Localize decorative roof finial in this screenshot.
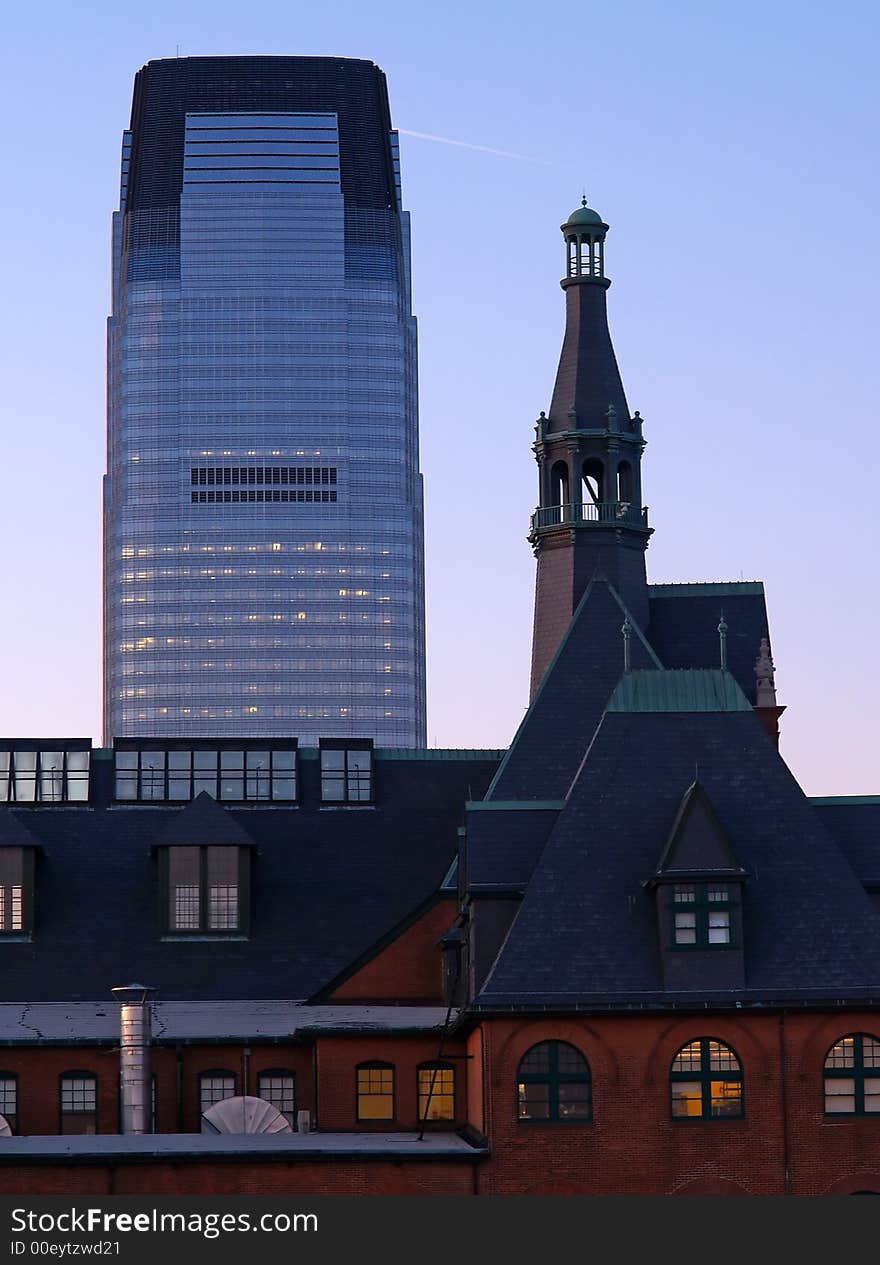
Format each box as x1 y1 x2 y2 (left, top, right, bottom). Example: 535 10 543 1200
621 616 632 673
581 193 588 208
754 637 777 708
718 612 728 671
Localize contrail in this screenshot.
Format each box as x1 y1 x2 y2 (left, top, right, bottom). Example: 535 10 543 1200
397 128 558 167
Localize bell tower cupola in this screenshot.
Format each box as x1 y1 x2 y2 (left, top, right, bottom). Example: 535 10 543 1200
529 200 653 696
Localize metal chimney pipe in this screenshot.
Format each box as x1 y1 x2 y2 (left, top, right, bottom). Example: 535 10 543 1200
111 983 155 1135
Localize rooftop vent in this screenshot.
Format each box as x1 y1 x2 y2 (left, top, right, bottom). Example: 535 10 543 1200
201 1096 292 1135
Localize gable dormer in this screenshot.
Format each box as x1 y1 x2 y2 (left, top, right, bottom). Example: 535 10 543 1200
647 781 747 991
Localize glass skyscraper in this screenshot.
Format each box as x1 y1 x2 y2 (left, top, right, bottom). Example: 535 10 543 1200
103 57 426 745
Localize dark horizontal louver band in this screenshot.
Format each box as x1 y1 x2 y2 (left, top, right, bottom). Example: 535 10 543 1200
191 467 337 486
192 489 338 504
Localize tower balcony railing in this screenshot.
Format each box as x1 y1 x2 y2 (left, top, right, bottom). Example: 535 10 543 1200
529 501 649 532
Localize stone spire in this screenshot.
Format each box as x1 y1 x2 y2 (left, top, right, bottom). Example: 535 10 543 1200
754 637 777 707
754 636 785 748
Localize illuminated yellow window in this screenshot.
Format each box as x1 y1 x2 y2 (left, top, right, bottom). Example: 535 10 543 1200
418 1065 455 1121
670 1038 743 1119
356 1063 394 1121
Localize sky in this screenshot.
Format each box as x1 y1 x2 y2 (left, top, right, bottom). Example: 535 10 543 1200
0 0 877 793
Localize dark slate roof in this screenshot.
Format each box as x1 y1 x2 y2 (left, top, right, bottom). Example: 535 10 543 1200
547 282 631 434
464 803 563 892
486 578 661 802
150 792 258 849
652 781 745 878
0 811 42 850
810 799 880 885
647 583 770 706
0 751 499 1003
476 709 880 1008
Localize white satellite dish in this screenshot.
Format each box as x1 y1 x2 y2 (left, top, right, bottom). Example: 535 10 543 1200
201 1095 292 1135
0 1114 12 1137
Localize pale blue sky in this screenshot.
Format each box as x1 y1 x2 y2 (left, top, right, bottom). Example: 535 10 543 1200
1 0 877 792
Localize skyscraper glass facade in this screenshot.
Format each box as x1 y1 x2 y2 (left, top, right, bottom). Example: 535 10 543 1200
103 57 426 744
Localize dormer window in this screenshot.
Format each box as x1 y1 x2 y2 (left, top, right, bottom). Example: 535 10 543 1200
0 747 90 803
116 745 297 802
320 741 373 803
0 847 35 937
672 883 732 947
161 846 249 937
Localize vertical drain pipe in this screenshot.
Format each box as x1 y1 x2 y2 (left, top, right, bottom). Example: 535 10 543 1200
112 983 155 1135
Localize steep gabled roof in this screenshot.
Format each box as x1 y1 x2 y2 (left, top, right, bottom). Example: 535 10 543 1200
486 577 661 802
0 810 43 850
475 707 880 1009
652 780 746 879
150 791 258 850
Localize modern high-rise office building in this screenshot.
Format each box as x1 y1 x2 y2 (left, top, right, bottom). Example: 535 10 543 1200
103 56 426 745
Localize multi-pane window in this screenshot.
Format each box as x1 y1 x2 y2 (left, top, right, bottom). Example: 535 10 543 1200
0 1074 17 1132
356 1062 394 1121
672 883 732 947
199 1071 236 1114
60 1073 98 1134
417 1064 455 1122
258 1070 296 1128
321 746 373 803
0 749 90 803
165 847 247 934
824 1034 880 1115
0 848 32 936
517 1041 592 1123
115 747 296 801
670 1038 743 1119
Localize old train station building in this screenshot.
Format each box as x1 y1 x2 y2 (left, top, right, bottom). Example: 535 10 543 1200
2 204 879 1195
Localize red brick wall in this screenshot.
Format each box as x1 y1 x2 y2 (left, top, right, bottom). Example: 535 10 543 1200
9 1010 880 1195
161 1045 313 1133
314 1035 467 1131
466 1027 484 1135
475 1012 880 1195
0 1043 312 1137
0 1159 476 1196
0 1046 119 1136
328 900 452 1003
530 541 574 696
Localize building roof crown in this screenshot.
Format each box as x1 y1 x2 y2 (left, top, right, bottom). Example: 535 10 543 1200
562 196 607 233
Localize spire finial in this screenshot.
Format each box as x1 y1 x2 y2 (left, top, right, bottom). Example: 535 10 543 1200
718 611 728 671
621 616 632 673
755 637 777 708
581 192 588 208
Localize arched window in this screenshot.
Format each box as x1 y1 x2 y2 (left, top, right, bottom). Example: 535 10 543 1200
670 1038 743 1119
199 1069 237 1115
582 458 604 508
0 1072 18 1133
549 460 569 509
517 1040 591 1123
356 1061 395 1121
257 1068 295 1127
60 1071 98 1135
824 1034 880 1115
417 1062 455 1122
617 461 633 505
